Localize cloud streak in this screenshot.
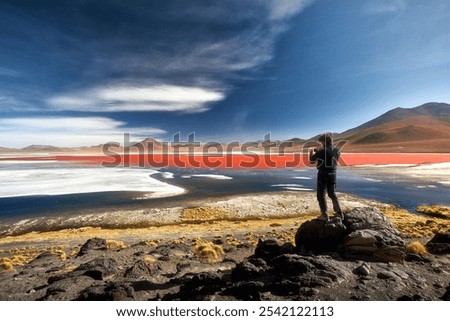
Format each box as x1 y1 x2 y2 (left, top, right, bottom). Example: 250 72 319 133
0 1 315 146
33 1 314 114
48 85 225 113
362 0 407 15
0 117 166 148
0 67 21 77
269 0 315 20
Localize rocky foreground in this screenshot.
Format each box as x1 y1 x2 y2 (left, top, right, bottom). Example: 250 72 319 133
0 207 449 301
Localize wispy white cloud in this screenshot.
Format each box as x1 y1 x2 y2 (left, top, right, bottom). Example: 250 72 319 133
47 84 225 113
0 95 39 112
0 117 125 132
0 67 21 77
116 1 314 77
0 117 166 148
363 0 407 15
42 1 314 114
268 0 315 21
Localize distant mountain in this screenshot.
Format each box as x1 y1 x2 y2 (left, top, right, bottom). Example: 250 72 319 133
337 102 450 152
343 102 450 132
1 103 449 154
127 138 165 151
22 144 60 151
0 147 18 153
286 137 307 144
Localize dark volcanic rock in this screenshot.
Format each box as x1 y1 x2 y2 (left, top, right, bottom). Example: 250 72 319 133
75 257 118 280
343 229 405 262
223 281 266 300
41 275 95 301
150 243 191 261
3 206 448 302
266 279 302 296
124 260 161 279
343 207 395 231
177 272 227 300
426 230 450 254
77 238 107 257
77 283 136 301
253 239 295 262
377 271 400 280
295 218 346 253
165 250 353 300
397 294 426 301
19 252 64 276
254 239 283 261
295 207 406 262
405 253 432 263
231 253 352 296
342 208 405 262
442 283 450 301
231 258 268 282
353 262 371 276
270 254 314 276
27 252 61 268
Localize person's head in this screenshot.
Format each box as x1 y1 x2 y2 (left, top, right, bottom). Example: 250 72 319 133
318 133 333 147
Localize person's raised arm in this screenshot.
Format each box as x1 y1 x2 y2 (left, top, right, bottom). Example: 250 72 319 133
309 148 318 163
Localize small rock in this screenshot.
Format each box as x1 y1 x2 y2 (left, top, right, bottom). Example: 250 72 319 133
405 253 432 263
212 238 224 245
42 275 95 300
24 252 62 270
433 266 443 274
75 257 118 280
391 268 409 280
377 271 399 280
267 280 302 296
279 242 295 255
302 288 320 297
426 230 450 255
124 260 161 279
231 259 268 282
77 283 136 301
178 272 226 300
397 294 425 301
269 254 313 276
223 281 265 300
441 283 450 301
354 263 371 276
254 239 282 261
77 238 107 257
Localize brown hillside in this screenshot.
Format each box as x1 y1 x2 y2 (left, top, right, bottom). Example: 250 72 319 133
339 116 450 152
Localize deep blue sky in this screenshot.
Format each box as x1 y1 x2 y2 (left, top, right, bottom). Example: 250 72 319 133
1 0 450 147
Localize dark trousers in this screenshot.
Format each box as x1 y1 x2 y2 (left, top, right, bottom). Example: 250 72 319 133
317 171 342 217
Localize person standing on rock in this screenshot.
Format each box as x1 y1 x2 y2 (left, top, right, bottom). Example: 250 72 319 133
309 133 343 221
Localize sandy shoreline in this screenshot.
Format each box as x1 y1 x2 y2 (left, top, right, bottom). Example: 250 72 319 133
1 190 448 251
0 191 362 246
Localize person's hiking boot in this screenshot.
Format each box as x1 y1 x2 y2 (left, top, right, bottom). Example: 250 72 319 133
317 214 329 221
334 212 344 221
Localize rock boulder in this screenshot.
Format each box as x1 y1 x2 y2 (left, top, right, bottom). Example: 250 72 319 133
295 217 347 253
295 207 406 262
426 230 450 255
77 237 107 257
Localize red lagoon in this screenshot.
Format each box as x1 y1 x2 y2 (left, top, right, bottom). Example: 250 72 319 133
2 153 450 169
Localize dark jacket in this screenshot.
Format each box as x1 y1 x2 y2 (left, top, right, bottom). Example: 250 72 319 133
309 146 340 173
